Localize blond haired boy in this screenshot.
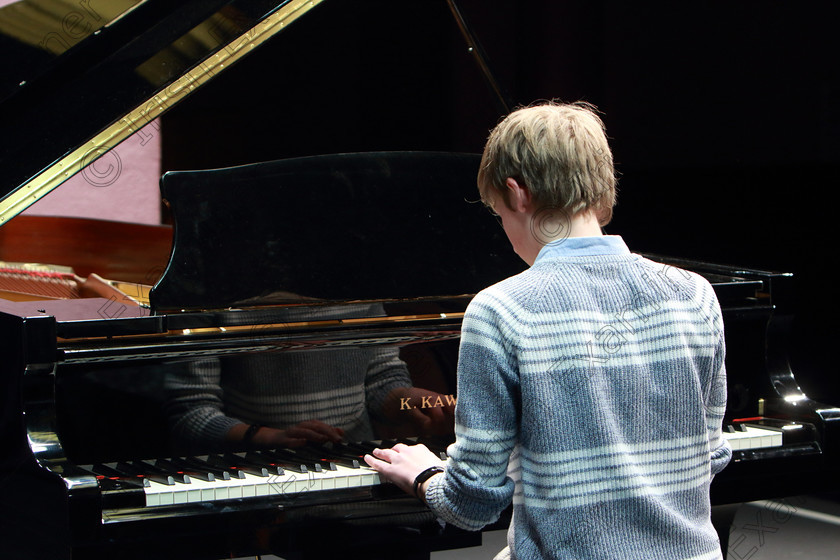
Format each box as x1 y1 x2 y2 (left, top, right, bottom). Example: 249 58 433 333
366 102 730 560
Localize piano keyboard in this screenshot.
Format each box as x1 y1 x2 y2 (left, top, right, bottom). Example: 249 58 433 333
81 445 397 510
80 428 785 513
721 424 783 450
141 463 381 507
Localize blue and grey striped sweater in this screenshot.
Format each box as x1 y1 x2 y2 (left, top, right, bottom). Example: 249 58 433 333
425 236 730 560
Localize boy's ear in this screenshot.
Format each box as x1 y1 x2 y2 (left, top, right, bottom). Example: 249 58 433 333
505 177 533 212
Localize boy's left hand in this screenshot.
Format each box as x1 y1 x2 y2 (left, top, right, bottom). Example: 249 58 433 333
364 443 444 497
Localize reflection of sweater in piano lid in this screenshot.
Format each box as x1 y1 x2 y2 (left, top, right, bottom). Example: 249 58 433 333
164 305 413 451
425 237 731 560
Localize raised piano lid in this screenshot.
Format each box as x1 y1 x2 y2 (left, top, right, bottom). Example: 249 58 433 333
0 0 778 315
0 0 327 225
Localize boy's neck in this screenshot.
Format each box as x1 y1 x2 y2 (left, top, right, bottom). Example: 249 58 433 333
522 209 604 265
566 209 604 239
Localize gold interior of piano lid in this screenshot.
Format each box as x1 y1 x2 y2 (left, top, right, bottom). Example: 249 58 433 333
0 0 326 225
106 278 152 306
0 1 142 54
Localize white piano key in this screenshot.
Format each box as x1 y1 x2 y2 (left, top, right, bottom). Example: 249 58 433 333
722 425 783 450
226 474 259 498
185 476 227 502
142 459 384 507
145 479 175 506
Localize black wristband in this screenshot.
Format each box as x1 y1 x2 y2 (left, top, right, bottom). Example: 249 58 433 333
413 466 444 499
242 424 263 447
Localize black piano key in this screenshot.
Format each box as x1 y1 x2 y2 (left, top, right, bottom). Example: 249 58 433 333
341 441 379 456
353 439 408 452
97 476 148 491
92 463 134 479
155 458 218 482
79 464 150 488
343 440 404 457
261 449 321 473
219 453 277 477
97 477 149 510
342 438 448 462
245 451 305 474
186 456 243 479
305 444 361 469
135 460 191 485
179 456 234 481
114 461 176 486
75 466 149 510
273 448 338 471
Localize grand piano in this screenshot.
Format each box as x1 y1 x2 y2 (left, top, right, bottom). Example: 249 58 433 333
1 1 839 559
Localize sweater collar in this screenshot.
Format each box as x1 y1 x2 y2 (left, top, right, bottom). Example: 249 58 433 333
534 235 630 263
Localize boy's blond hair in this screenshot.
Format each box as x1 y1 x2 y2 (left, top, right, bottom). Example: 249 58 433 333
477 101 617 225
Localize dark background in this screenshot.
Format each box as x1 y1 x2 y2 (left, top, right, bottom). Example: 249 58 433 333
160 0 839 402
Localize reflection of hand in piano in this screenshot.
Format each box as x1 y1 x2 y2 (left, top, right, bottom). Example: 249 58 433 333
227 420 345 449
165 344 420 452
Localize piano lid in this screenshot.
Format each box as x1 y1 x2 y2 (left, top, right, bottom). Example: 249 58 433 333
0 0 327 226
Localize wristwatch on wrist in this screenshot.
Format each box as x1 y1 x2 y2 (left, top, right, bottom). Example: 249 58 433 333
413 466 445 499
242 423 263 448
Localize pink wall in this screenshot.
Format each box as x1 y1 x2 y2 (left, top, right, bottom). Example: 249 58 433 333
23 121 163 225
2 0 163 225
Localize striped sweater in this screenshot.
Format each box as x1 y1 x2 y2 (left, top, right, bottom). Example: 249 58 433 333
425 236 730 560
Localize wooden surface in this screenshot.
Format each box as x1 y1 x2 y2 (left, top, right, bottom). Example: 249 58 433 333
0 215 173 285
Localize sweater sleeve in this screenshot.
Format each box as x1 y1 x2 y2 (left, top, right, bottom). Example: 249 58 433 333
425 290 519 530
707 327 731 476
164 358 241 451
364 347 413 419
702 286 731 476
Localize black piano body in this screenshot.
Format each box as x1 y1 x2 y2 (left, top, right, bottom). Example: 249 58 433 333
2 150 840 558
2 1 840 559
0 150 524 559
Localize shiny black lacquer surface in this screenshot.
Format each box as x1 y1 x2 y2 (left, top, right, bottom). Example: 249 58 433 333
151 151 525 311
2 1 839 556
4 229 840 559
0 0 309 208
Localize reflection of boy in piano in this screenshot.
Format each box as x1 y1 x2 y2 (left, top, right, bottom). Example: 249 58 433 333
365 102 731 560
164 304 452 453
